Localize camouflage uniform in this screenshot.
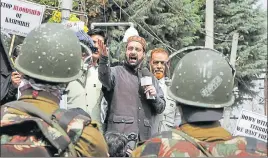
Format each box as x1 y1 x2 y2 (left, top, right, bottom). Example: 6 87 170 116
132 128 267 157
1 92 108 157
132 47 267 157
0 23 108 157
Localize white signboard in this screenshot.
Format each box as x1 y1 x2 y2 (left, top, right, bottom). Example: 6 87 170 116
1 0 45 37
63 21 85 32
233 109 267 142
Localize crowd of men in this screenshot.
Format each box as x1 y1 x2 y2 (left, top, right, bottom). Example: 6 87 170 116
0 23 267 157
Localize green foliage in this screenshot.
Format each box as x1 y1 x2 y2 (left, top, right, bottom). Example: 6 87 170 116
105 0 204 65
212 0 267 103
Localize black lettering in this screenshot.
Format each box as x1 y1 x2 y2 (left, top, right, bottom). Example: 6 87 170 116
237 126 243 132
1 2 12 9
16 13 22 18
241 114 255 123
250 123 267 134
242 114 248 120
245 129 257 136
258 133 267 141
257 119 268 127
5 17 30 28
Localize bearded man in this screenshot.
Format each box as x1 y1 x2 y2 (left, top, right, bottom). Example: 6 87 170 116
98 36 166 144
149 48 181 135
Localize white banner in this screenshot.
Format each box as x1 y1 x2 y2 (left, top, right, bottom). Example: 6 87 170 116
233 109 267 142
1 0 45 37
62 21 85 32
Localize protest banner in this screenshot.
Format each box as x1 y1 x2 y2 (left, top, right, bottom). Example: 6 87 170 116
1 0 45 37
233 109 267 142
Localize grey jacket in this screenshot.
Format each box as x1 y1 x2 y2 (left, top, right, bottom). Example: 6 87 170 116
151 78 181 136
98 56 165 141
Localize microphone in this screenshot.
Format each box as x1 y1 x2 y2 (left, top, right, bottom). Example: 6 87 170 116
140 68 155 100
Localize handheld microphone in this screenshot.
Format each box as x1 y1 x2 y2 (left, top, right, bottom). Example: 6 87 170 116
140 68 155 100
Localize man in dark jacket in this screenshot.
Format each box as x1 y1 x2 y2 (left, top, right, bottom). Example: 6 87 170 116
0 31 20 105
98 35 166 143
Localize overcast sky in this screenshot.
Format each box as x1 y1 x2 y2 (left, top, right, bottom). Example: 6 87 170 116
260 0 267 9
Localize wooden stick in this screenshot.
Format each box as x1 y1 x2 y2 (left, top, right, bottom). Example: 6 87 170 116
8 35 16 66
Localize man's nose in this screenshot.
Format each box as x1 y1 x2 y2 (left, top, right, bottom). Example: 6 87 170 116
157 62 162 68
130 51 137 56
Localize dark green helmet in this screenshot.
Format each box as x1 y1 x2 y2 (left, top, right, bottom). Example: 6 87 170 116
167 48 235 108
15 23 82 83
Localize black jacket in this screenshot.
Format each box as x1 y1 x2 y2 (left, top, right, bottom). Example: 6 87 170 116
99 55 165 141
1 42 17 105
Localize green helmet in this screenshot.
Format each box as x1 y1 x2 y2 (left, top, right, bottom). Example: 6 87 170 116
167 48 235 108
15 23 82 83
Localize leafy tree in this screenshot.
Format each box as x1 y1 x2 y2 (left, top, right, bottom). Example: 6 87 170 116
213 0 267 103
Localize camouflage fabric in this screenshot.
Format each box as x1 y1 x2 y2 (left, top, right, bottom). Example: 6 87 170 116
52 108 91 144
1 101 92 157
1 108 69 156
132 128 267 157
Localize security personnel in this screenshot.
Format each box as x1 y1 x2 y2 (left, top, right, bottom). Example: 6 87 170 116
1 23 108 157
132 48 267 157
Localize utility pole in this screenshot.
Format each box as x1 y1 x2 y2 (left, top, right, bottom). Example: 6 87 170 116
264 71 267 116
205 0 214 49
223 32 239 131
60 0 73 23
230 33 239 67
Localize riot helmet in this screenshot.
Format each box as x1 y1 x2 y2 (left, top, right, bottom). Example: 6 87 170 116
15 23 82 83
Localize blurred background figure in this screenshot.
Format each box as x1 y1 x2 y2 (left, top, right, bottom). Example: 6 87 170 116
0 31 21 105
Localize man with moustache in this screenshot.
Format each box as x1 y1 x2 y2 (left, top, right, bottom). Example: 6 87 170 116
149 48 181 135
98 36 166 144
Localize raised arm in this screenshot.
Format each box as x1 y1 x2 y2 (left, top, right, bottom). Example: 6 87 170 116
97 40 115 91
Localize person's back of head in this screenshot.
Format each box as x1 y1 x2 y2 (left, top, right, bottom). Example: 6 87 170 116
104 131 128 157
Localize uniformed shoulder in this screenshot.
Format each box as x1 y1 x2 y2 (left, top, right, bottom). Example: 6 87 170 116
132 130 205 157
132 131 268 157
77 124 109 157
1 106 30 119
205 136 267 156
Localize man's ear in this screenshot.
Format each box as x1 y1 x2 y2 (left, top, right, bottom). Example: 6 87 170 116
167 60 171 68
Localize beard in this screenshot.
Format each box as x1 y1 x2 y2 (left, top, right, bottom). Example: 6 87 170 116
152 68 165 79
154 72 164 79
